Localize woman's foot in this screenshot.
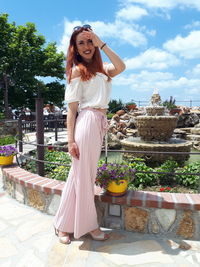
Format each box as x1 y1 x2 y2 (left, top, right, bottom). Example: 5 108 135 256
89 228 109 241
54 228 71 244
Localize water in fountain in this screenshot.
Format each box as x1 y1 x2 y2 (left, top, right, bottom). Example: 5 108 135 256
121 90 192 166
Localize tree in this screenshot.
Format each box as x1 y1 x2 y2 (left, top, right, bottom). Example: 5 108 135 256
0 14 65 111
108 99 124 113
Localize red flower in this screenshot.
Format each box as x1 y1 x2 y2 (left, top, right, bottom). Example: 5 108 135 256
166 187 171 191
48 145 54 151
160 187 165 192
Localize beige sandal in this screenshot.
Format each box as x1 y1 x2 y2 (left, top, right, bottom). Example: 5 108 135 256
89 229 109 241
54 227 71 244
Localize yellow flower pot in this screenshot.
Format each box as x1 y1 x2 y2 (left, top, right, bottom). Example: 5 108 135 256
0 155 14 165
106 180 128 196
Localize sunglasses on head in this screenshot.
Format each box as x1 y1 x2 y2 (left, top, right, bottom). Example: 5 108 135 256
73 24 92 31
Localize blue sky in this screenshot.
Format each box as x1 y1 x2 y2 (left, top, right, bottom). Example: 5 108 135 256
2 0 200 107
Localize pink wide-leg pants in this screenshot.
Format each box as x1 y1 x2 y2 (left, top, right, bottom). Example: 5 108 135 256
53 108 107 239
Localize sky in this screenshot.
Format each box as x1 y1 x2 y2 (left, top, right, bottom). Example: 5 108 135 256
1 0 200 107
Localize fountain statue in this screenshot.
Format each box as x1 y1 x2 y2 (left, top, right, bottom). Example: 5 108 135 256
121 90 192 165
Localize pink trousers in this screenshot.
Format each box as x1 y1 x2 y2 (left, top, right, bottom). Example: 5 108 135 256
53 108 107 239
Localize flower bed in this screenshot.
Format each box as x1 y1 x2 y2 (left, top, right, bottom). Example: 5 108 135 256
22 150 199 194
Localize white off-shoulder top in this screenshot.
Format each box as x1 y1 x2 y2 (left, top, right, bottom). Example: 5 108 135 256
64 72 112 109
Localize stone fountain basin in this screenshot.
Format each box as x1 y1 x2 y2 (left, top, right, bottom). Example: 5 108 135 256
135 116 177 142
145 106 165 116
121 137 192 165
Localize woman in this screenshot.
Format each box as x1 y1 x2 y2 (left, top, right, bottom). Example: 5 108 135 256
53 24 125 244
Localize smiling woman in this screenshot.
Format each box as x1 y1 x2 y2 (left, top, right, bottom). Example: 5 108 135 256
76 32 95 62
53 25 125 244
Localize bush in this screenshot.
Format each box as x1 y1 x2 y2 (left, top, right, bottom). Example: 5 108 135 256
156 159 178 186
175 162 200 190
24 149 71 180
49 165 70 181
0 135 16 145
108 99 124 113
44 150 71 174
107 113 115 119
0 113 5 120
128 160 157 187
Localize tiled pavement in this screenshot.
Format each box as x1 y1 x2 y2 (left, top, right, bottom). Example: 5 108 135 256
1 169 200 267
19 130 68 155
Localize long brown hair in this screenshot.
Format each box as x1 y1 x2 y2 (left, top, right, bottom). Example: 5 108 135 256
66 27 110 83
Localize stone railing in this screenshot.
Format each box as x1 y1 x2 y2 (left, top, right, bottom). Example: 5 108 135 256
1 164 200 240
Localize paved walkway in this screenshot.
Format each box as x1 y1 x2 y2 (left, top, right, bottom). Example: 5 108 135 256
1 170 200 267
20 130 68 154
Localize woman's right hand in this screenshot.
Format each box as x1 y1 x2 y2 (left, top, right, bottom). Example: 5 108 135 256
68 141 80 160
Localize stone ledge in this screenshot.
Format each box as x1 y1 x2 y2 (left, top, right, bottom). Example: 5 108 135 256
2 164 200 240
2 164 200 211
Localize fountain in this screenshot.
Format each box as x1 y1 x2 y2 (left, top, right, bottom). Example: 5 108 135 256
121 89 192 166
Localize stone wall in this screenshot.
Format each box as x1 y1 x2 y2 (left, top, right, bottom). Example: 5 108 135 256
1 164 200 241
96 202 200 240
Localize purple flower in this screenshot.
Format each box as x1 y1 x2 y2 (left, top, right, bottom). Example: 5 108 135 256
0 146 18 157
96 162 135 189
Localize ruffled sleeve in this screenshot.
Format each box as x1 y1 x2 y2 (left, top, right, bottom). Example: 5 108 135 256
64 77 82 103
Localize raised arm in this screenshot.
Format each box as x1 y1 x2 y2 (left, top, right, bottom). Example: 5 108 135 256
101 45 126 77
82 30 126 77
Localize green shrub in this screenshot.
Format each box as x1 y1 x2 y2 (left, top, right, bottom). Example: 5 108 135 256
44 150 71 174
49 165 70 181
0 135 16 145
156 159 178 186
23 149 71 180
128 160 157 187
107 113 115 119
0 113 5 120
175 162 200 190
108 99 124 113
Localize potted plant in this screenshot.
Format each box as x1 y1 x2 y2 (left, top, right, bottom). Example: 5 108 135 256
126 101 137 111
0 145 17 165
95 162 135 196
162 96 182 115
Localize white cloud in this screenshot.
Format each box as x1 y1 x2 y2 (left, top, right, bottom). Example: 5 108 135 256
186 64 200 77
113 70 200 99
184 20 200 29
163 31 200 59
57 19 82 53
116 5 148 21
122 0 200 10
113 70 174 91
125 48 180 70
57 19 147 53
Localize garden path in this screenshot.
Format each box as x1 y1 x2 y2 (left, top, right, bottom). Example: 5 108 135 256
20 130 68 155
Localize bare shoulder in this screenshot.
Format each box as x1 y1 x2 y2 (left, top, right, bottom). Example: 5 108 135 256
71 66 81 79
